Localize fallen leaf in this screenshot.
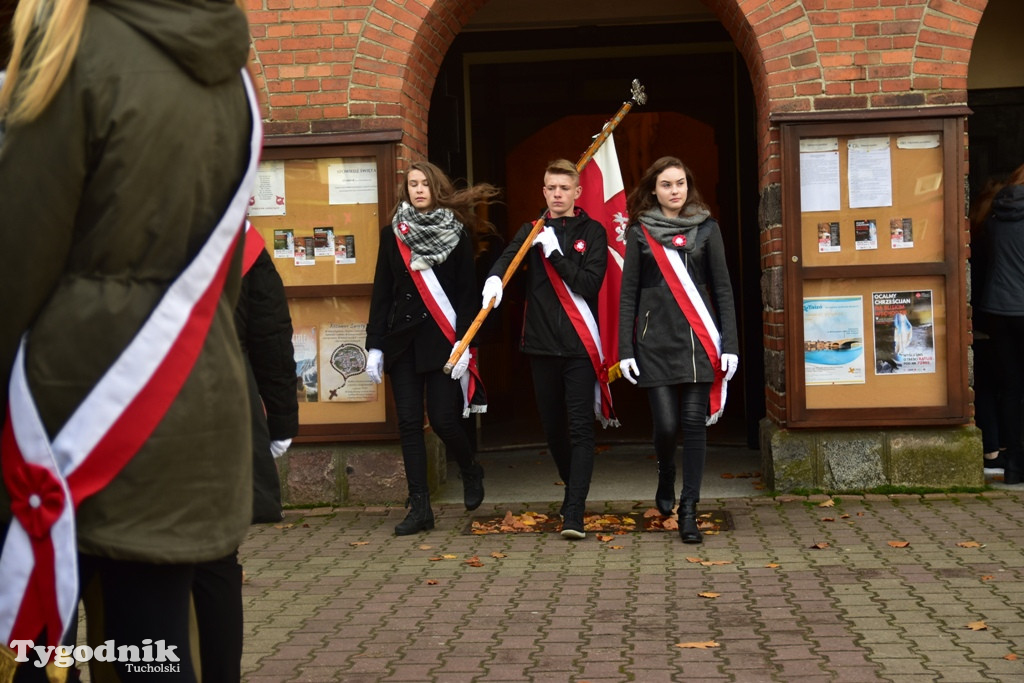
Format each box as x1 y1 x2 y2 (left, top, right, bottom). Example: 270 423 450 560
720 473 735 479
609 545 624 550
701 560 732 567
887 540 910 548
597 534 614 542
442 554 457 559
857 511 865 516
765 563 780 568
273 523 294 529
643 508 663 518
1005 653 1018 661
697 592 721 599
350 541 369 546
428 557 443 561
662 517 679 530
818 499 835 508
490 551 506 558
966 620 988 631
840 514 850 519
425 579 439 585
465 556 484 567
810 542 830 549
956 541 982 548
419 545 432 550
981 575 995 581
685 557 704 564
820 517 835 522
675 641 720 649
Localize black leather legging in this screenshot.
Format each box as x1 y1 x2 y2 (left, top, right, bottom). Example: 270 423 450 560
647 382 712 503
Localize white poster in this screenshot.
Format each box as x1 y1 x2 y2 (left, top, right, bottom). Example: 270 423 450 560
803 296 866 386
249 160 287 216
328 160 378 205
799 138 841 213
319 323 377 402
848 137 892 209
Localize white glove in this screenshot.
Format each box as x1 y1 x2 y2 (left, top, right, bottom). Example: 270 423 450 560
532 226 562 258
721 353 738 381
366 348 383 384
482 275 503 309
270 439 292 459
619 358 639 385
450 344 469 380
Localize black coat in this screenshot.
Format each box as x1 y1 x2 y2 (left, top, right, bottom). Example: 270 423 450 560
618 218 738 387
366 224 478 372
488 209 608 357
236 249 298 523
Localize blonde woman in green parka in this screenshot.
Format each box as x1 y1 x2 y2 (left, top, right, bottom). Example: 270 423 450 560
0 1 257 679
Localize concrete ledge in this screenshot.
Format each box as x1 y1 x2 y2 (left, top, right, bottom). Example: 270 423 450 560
277 430 447 506
759 418 983 492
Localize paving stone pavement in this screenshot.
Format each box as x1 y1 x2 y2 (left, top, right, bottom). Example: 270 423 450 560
238 489 1024 682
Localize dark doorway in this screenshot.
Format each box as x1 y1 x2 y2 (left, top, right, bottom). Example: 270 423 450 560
430 22 763 448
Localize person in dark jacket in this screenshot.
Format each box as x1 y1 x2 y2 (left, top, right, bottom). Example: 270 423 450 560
617 157 739 544
0 0 256 679
976 163 1024 485
366 161 499 535
192 226 298 683
481 159 611 540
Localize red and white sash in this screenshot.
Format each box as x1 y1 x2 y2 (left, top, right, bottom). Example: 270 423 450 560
242 220 266 275
641 225 728 424
540 259 618 428
394 233 486 417
0 70 262 649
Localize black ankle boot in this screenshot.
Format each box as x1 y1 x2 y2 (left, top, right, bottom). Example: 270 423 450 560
395 492 434 536
461 461 485 511
655 464 676 516
678 499 702 544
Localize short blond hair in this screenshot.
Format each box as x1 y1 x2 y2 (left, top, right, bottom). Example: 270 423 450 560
544 159 578 183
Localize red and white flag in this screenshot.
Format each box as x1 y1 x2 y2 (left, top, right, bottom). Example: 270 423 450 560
577 133 628 377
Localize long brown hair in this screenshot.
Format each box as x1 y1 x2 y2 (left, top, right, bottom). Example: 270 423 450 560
394 160 502 241
626 156 708 222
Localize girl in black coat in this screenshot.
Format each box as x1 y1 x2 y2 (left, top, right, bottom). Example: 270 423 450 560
618 157 739 544
366 162 500 535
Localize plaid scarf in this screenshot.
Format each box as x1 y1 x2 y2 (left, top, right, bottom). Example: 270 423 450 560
392 201 463 271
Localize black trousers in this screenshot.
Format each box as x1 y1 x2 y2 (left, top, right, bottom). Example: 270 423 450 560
647 382 712 503
529 355 596 508
389 350 475 495
193 550 244 683
987 313 1024 476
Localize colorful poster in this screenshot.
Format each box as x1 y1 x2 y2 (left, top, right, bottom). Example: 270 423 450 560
818 221 840 253
273 229 294 259
803 296 866 386
295 236 316 266
854 218 877 250
335 234 356 265
313 226 335 257
872 290 935 375
319 323 377 402
889 217 914 249
292 326 318 402
248 160 287 216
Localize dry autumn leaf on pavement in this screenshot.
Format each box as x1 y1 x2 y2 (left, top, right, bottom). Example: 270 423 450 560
956 541 983 548
698 592 721 599
818 499 835 507
810 542 830 549
966 621 988 631
887 540 910 548
675 641 720 649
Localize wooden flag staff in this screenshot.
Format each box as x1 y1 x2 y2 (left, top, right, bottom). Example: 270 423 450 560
443 79 647 374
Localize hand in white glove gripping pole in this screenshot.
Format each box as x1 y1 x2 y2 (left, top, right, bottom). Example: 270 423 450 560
532 226 562 258
450 344 470 381
721 353 739 381
366 348 383 384
270 439 292 459
619 358 640 385
481 275 503 309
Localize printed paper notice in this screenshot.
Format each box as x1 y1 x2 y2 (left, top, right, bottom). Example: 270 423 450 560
249 160 287 216
295 236 316 266
818 221 840 253
335 234 356 265
799 138 841 213
854 219 877 250
872 290 934 375
328 160 378 205
889 218 914 249
803 296 866 386
273 229 295 259
313 226 335 257
293 326 318 402
319 323 377 402
848 137 892 209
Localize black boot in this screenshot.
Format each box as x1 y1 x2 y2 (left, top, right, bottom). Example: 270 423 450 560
1005 452 1023 485
678 499 702 544
395 492 434 536
461 461 485 511
655 463 676 516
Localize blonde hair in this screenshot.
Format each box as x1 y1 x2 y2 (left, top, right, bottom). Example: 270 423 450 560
1 0 250 125
544 159 579 183
0 0 88 125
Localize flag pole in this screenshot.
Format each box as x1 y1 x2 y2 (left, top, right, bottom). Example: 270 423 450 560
444 79 647 374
